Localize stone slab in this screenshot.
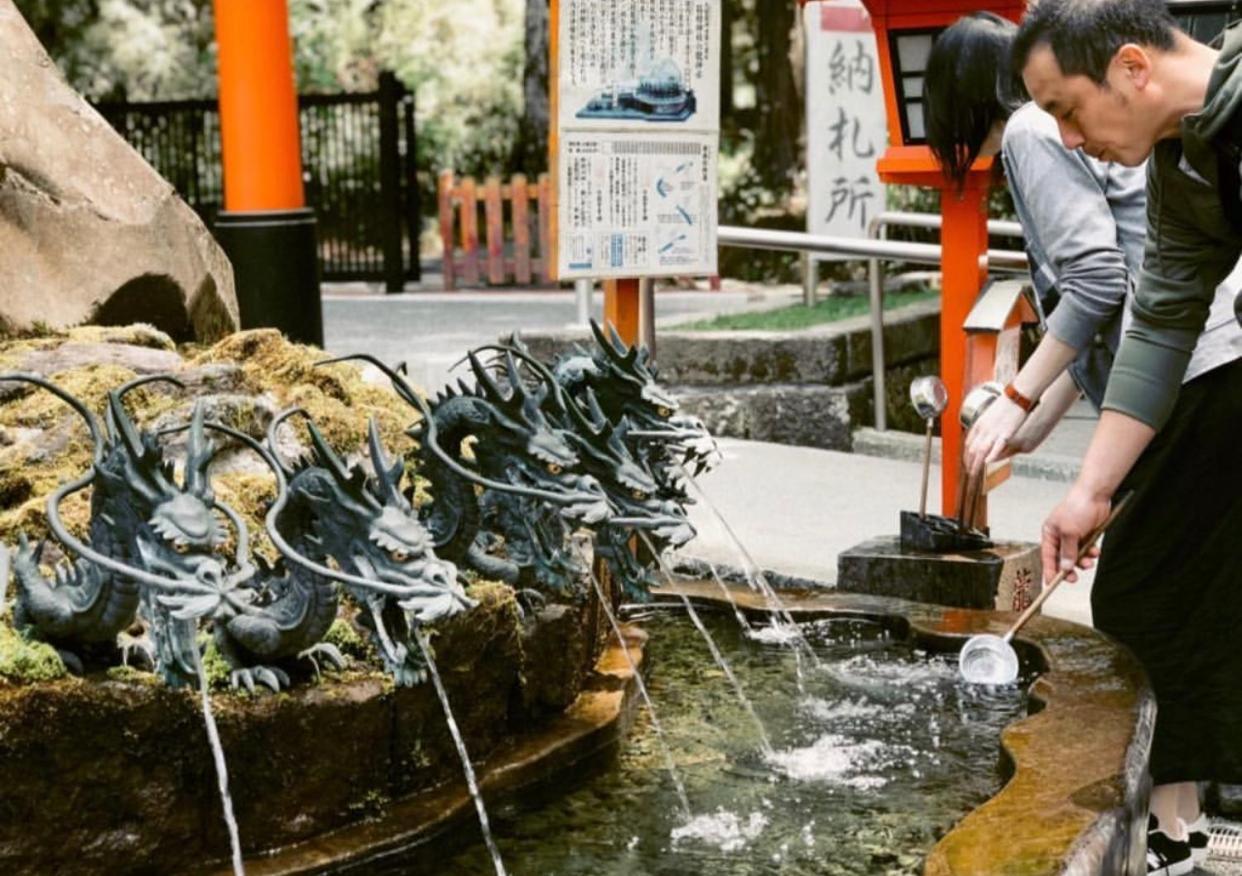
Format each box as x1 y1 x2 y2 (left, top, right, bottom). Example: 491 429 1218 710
836 535 1043 612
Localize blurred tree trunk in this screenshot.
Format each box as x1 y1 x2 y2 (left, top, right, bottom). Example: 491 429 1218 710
752 2 801 192
720 0 734 119
514 0 550 174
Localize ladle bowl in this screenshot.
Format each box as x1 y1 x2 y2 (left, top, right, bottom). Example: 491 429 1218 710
958 633 1021 685
909 376 949 421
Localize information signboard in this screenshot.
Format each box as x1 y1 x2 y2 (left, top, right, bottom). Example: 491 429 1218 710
555 0 721 279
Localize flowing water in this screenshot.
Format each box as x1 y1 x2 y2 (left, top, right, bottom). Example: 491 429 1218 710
192 647 244 876
638 531 773 756
414 632 508 876
678 465 821 671
575 546 692 820
382 608 1028 875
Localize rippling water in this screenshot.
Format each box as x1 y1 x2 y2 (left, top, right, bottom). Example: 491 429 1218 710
377 608 1028 876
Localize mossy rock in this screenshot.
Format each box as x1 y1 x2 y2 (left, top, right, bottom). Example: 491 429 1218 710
0 623 67 684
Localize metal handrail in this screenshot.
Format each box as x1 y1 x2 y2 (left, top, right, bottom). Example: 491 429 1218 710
716 220 1030 432
865 212 1027 430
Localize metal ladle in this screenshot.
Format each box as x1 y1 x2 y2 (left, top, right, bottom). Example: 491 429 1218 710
958 493 1132 685
909 376 949 517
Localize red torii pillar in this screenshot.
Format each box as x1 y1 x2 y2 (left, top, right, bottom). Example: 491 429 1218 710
212 0 323 346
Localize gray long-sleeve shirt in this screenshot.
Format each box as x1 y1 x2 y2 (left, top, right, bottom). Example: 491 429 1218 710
1001 103 1147 408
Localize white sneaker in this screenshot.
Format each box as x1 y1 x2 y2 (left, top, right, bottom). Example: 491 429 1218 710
1148 815 1194 876
1181 813 1209 866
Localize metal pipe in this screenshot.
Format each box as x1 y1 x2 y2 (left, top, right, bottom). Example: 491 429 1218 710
716 225 1027 270
802 252 817 307
574 278 592 327
867 222 888 431
868 210 1024 239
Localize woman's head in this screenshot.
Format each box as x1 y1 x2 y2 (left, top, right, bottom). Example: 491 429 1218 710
924 12 1026 186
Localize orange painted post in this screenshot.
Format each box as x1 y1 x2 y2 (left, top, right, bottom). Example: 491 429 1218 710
604 278 642 346
939 181 990 517
437 169 456 290
212 0 322 344
460 176 480 286
484 177 505 285
536 173 553 284
512 174 532 285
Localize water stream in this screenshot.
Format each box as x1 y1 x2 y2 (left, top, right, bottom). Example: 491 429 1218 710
413 632 508 876
573 545 693 820
191 646 244 876
638 531 774 757
679 464 822 670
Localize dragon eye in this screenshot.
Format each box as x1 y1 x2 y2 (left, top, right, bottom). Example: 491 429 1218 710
657 406 673 418
546 462 563 475
389 548 410 564
173 542 191 555
631 489 648 501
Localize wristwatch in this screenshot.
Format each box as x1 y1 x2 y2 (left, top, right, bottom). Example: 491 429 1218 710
1003 382 1038 413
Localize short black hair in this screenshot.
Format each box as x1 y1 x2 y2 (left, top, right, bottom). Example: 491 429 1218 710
924 12 1025 186
1012 0 1178 85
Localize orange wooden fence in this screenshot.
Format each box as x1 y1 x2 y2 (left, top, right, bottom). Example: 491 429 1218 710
437 169 553 289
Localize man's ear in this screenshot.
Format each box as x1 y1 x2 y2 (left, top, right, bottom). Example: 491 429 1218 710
1114 43 1153 90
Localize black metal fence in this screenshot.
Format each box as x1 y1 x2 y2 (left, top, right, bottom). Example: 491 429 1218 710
95 72 420 289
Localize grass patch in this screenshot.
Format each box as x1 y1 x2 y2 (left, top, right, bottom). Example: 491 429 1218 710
679 288 939 332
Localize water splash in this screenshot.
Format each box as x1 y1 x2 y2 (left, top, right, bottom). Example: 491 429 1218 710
190 645 244 875
637 531 774 757
572 544 692 821
766 732 888 788
671 807 769 852
413 632 508 876
677 465 821 671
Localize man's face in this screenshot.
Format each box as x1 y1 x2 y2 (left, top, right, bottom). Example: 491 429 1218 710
1022 43 1156 166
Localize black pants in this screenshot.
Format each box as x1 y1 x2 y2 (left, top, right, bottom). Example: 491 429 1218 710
1092 357 1242 784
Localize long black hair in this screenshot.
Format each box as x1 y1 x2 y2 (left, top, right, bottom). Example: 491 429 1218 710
924 12 1027 187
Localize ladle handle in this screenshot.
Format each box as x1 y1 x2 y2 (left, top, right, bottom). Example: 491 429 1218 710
1002 493 1133 643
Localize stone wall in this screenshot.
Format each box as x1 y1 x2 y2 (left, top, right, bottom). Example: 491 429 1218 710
518 300 940 451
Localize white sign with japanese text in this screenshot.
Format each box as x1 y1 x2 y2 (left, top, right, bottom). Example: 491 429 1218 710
805 0 887 240
556 0 720 279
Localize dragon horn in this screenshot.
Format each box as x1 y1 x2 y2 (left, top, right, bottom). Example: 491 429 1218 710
468 350 506 403
107 374 183 461
590 318 625 365
367 417 405 506
304 420 353 486
0 373 103 463
183 401 212 499
458 344 570 413
608 323 640 367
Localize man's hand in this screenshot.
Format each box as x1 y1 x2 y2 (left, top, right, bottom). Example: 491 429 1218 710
964 395 1027 475
1041 485 1110 583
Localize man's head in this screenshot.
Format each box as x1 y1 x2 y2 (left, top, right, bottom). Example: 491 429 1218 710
1013 0 1179 165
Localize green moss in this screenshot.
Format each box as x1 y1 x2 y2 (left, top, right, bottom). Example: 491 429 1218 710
105 664 158 685
197 635 232 690
0 623 67 683
324 617 370 660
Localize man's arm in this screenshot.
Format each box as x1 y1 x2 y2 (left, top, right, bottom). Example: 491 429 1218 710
1040 410 1155 581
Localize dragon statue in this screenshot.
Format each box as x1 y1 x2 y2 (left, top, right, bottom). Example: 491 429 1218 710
0 372 476 692
266 409 473 686
444 344 698 602
322 353 612 600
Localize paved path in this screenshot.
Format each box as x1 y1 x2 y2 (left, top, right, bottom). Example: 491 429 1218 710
322 284 800 393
